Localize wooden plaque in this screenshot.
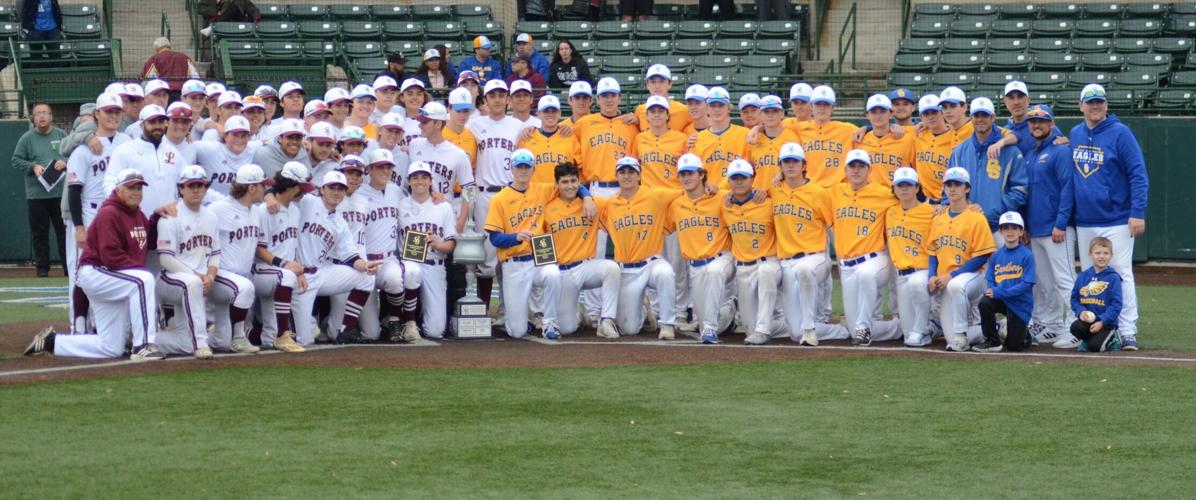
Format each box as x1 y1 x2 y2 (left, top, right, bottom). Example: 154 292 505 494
531 234 557 266
402 231 429 262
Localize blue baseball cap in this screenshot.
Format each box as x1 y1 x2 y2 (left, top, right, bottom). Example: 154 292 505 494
1025 104 1054 121
889 88 916 103
706 87 730 105
511 149 534 168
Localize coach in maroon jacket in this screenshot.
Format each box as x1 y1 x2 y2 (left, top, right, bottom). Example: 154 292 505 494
141 37 200 91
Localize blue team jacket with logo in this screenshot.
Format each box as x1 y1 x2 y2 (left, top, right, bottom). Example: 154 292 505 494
1067 115 1149 227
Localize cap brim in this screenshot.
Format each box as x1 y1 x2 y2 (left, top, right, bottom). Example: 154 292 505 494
513 163 534 169
451 103 475 111
143 114 168 121
894 179 919 186
570 92 593 97
706 99 729 105
280 131 306 137
407 170 432 178
615 165 639 172
677 167 702 173
97 105 123 111
780 155 804 162
120 180 149 187
920 106 942 113
1082 97 1107 103
538 106 561 112
225 128 251 134
811 98 834 105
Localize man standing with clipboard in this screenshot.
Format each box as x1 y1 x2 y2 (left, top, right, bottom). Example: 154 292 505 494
12 102 68 277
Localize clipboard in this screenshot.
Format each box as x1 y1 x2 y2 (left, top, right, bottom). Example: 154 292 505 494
38 167 64 192
401 230 429 262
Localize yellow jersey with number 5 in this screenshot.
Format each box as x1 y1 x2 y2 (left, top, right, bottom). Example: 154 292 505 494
770 180 832 259
885 203 934 270
830 182 898 259
667 191 730 261
928 209 996 275
599 187 683 263
721 197 776 262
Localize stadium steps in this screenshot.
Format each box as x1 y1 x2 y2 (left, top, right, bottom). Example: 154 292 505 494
803 0 901 73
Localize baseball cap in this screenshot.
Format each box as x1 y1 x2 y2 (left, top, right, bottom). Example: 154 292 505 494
307 121 336 141
139 104 167 121
1025 103 1054 121
645 64 672 80
276 118 306 138
235 163 266 184
122 83 145 99
449 87 475 111
615 156 641 172
167 102 193 120
939 86 967 104
779 142 805 162
115 168 149 188
407 161 433 177
1081 83 1107 103
143 79 169 96
415 101 449 122
473 35 494 50
204 82 225 98
595 77 621 96
685 84 709 102
512 149 535 168
224 116 251 134
95 93 123 111
217 91 244 108
892 167 919 186
387 52 406 64
483 79 508 95
645 95 669 110
888 88 916 103
104 82 125 95
811 85 836 105
866 94 892 112
278 81 304 97
177 165 209 185
457 70 479 85
324 87 351 105
303 99 330 118
181 79 207 96
281 162 314 192
372 75 398 90
379 113 405 130
350 84 376 100
423 48 440 61
339 126 367 143
969 97 996 116
401 78 426 93
254 84 278 99
321 170 348 188
538 95 562 112
569 81 593 98
510 80 533 95
241 95 265 111
999 211 1025 228
943 166 970 185
845 149 871 166
918 94 942 114
677 153 702 173
368 148 395 168
515 33 533 44
759 95 784 111
789 82 813 102
1003 80 1029 96
738 93 761 111
706 86 730 105
338 154 366 172
726 159 754 178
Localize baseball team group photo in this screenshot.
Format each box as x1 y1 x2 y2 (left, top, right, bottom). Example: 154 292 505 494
2 0 1196 497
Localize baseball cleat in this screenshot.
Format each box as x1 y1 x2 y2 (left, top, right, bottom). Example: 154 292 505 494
194 347 214 360
903 332 929 347
274 331 306 353
543 325 561 340
336 327 369 344
973 338 1004 352
314 326 331 344
1121 334 1138 351
799 329 819 346
597 319 620 339
130 344 166 361
1034 328 1062 345
1052 334 1082 349
23 326 56 356
383 320 404 343
945 342 970 352
699 329 718 344
745 332 768 345
657 324 675 340
230 338 261 354
676 319 699 333
402 321 421 342
852 328 872 347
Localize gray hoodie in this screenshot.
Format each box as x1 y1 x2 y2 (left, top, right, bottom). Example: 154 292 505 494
252 140 309 178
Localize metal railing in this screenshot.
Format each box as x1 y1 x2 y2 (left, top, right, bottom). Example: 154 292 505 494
837 1 858 72
102 0 113 38
900 0 912 38
161 11 172 40
813 0 830 61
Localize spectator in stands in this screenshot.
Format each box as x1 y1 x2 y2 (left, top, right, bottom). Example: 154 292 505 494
417 49 456 95
11 103 67 277
141 38 200 92
518 0 553 21
620 0 651 21
199 0 261 36
20 0 62 42
508 34 550 80
549 40 592 89
457 36 503 83
506 54 547 94
700 0 735 20
377 53 409 83
756 0 792 21
433 44 453 70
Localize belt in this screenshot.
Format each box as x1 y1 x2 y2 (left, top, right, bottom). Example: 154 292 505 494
423 258 444 265
782 252 809 262
593 181 619 188
927 197 941 205
481 186 504 193
558 259 587 271
840 252 879 268
690 252 727 268
506 254 534 263
452 192 462 198
303 266 318 274
897 267 923 276
366 251 393 260
620 256 658 269
736 257 767 267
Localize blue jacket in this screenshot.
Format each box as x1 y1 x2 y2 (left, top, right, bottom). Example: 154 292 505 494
1004 117 1063 157
1025 132 1075 238
947 128 1028 230
1068 114 1149 227
1071 265 1122 327
986 243 1035 322
507 51 551 83
456 56 504 83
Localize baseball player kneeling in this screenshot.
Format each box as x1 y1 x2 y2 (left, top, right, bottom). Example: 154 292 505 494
886 167 936 347
205 164 269 354
356 149 423 342
667 154 736 344
927 167 997 352
399 162 459 339
155 165 222 359
722 159 786 345
251 162 312 352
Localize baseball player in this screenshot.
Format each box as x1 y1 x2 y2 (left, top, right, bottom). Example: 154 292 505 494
399 161 459 339
567 81 594 126
927 167 997 352
858 94 916 187
194 115 258 196
633 64 692 133
800 86 858 188
155 165 221 359
889 88 918 127
322 87 350 135
337 126 369 159
324 155 371 341
782 82 814 136
722 159 786 345
886 167 936 347
913 94 953 203
575 77 639 193
520 95 580 185
692 87 749 187
398 79 429 143
832 150 902 346
291 171 379 346
25 169 166 360
199 91 244 142
250 161 312 353
355 149 423 342
346 84 378 139
484 149 568 340
508 80 542 128
103 105 184 218
371 75 400 124
939 87 972 147
408 102 476 198
205 164 266 353
365 112 412 187
255 85 279 127
683 84 710 135
770 143 849 346
306 122 339 181
738 94 762 130
747 95 801 190
240 95 269 145
667 154 735 343
252 118 308 178
164 103 198 168
305 99 334 133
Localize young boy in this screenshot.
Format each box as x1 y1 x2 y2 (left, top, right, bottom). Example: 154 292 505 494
1070 237 1124 352
977 212 1036 352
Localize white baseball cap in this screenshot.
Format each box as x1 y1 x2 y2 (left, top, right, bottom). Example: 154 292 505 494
943 166 971 185
177 164 209 185
407 161 433 177
677 153 702 173
569 81 593 98
241 95 266 110
279 81 304 97
779 142 805 162
449 87 475 111
324 87 351 104
143 79 169 96
645 95 670 110
307 121 336 141
892 167 919 186
104 82 126 95
726 159 754 178
759 95 784 111
181 79 206 96
866 94 892 112
339 126 367 143
115 168 149 188
706 86 730 105
483 79 509 95
280 161 313 189
338 154 366 172
512 149 535 168
510 80 533 95
1080 83 1107 103
123 83 145 99
372 75 398 90
95 92 123 111
615 156 641 172
738 93 761 111
367 148 395 167
415 101 449 122
204 82 225 98
422 48 441 61
595 77 621 96
276 118 306 138
969 97 996 116
845 149 871 166
321 170 348 187
235 163 266 184
685 84 709 102
400 78 425 93
939 86 967 104
378 113 404 130
254 84 278 99
515 32 533 44
999 211 1025 228
167 101 194 120
538 95 561 112
138 104 167 121
811 85 835 105
1003 80 1029 96
217 91 244 108
350 84 376 100
645 64 672 80
224 115 251 134
918 94 942 113
789 82 813 102
303 99 330 118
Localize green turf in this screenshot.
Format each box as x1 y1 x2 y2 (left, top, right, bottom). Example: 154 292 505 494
0 277 68 325
2 360 1194 498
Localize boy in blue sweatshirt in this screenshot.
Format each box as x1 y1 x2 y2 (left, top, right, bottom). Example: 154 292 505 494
977 212 1036 352
1070 236 1124 352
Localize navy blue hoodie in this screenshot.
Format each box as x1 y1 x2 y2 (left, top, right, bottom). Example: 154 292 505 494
1071 265 1123 327
1025 131 1074 238
1068 115 1149 227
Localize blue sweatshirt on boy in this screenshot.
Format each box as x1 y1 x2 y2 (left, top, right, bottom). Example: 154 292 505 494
1025 131 1075 238
947 129 1028 231
1071 265 1123 327
1068 114 1149 227
986 243 1036 322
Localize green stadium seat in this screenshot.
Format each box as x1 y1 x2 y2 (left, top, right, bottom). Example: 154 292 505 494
1176 4 1196 16
305 40 338 58
1027 90 1058 106
1153 38 1194 57
1113 38 1153 54
938 53 983 72
573 39 597 54
1084 3 1124 18
714 39 754 56
1040 3 1082 18
1033 52 1080 72
1081 53 1125 71
1068 71 1113 87
514 21 552 40
1186 53 1196 69
635 20 677 39
1168 16 1196 37
0 21 18 39
999 3 1040 18
262 41 303 59
454 4 492 20
910 19 949 38
1126 3 1169 17
732 72 773 88
741 54 787 72
1153 89 1193 109
1029 38 1069 53
212 22 255 40
898 38 942 53
957 4 998 17
255 20 298 39
411 5 452 20
1104 88 1146 110
758 20 800 39
991 20 1032 38
1113 70 1161 87
916 13 954 26
428 40 464 56
371 5 411 20
1069 38 1113 54
329 4 369 19
734 4 758 19
355 57 388 74
1118 18 1163 37
60 4 97 17
424 21 463 40
61 18 101 39
1169 72 1196 87
344 41 383 59
971 87 1004 104
258 4 287 19
888 73 931 89
678 21 718 39
465 21 503 41
755 39 797 56
943 38 986 53
582 54 601 68
719 20 756 38
1127 53 1171 69
554 21 594 40
949 17 991 38
652 54 692 73
1075 19 1118 38
1023 71 1068 89
690 70 731 86
669 73 690 86
914 3 956 17
288 4 327 19
607 73 642 87
673 38 715 55
986 38 1029 53
223 40 261 59
987 52 1032 71
653 3 685 19
694 54 739 70
636 39 672 56
1032 20 1073 38
931 72 975 88
530 39 554 54
298 21 339 39
340 20 381 40
977 72 1021 87
602 54 649 73
383 21 423 40
595 21 633 39
72 39 112 59
594 39 634 56
894 53 937 71
0 4 14 20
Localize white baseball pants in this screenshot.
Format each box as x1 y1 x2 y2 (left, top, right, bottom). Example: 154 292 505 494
616 257 675 335
416 262 449 338
781 252 848 340
557 259 620 334
500 258 561 338
939 271 985 341
1030 230 1077 333
292 266 375 345
1077 225 1138 337
156 271 209 354
688 252 736 335
736 257 786 337
471 189 500 277
840 253 901 340
207 270 255 350
251 263 299 347
341 257 421 340
55 266 157 358
585 183 620 320
895 269 932 339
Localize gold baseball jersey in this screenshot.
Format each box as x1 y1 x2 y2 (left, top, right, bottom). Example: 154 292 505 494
858 130 917 187
928 209 996 275
634 98 693 133
599 187 682 263
666 191 730 260
721 197 776 262
830 182 898 259
692 124 750 187
885 202 935 270
769 180 833 259
748 128 802 190
949 120 974 149
914 128 954 200
444 126 477 194
574 113 639 183
483 183 557 262
541 195 604 265
635 129 688 189
520 128 581 185
801 120 858 188
782 117 816 139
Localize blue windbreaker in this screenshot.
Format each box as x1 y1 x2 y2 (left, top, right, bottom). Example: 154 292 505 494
1068 114 1149 227
947 128 1028 230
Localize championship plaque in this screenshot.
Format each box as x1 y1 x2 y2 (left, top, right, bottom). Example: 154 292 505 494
531 234 557 266
402 231 429 262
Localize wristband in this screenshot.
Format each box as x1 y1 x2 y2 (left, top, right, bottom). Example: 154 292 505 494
271 256 284 267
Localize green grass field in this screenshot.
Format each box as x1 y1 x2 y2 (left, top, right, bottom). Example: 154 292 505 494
3 359 1195 498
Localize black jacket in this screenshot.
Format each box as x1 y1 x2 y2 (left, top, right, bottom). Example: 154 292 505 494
20 0 62 33
548 59 593 89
